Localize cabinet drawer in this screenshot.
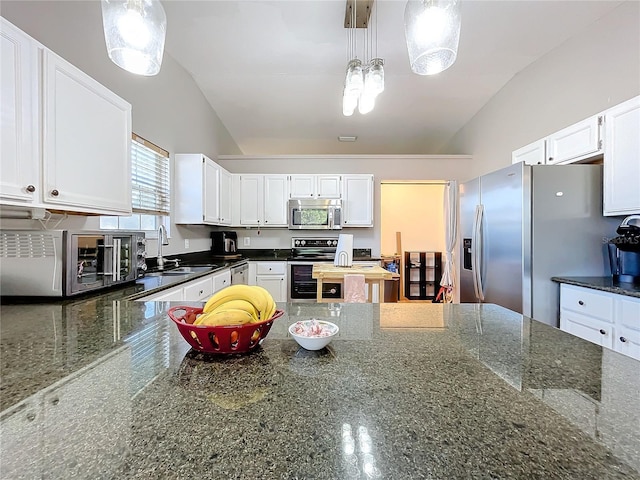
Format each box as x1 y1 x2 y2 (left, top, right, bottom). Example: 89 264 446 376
617 295 640 331
213 270 231 292
256 262 286 275
560 284 613 321
560 311 614 349
614 324 640 361
183 277 214 301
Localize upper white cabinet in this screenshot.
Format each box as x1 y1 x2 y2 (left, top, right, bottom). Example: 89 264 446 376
0 18 132 215
42 51 132 214
175 153 232 225
342 174 374 227
512 139 546 165
289 174 341 199
232 174 288 227
603 96 640 216
1 18 39 205
546 115 603 165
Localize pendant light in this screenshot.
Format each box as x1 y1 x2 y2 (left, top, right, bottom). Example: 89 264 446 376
101 0 167 76
404 0 461 76
342 0 384 116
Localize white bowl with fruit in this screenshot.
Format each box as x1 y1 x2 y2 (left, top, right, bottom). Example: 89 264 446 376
288 319 339 351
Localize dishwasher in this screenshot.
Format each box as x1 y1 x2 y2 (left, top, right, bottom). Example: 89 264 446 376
230 261 249 285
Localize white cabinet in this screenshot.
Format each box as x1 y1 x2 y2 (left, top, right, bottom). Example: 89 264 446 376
603 96 640 216
512 139 546 165
250 261 287 302
546 115 603 165
232 174 288 227
289 174 342 199
175 153 232 225
342 174 374 227
0 18 39 205
0 18 132 215
183 276 214 302
42 50 132 214
136 269 231 302
560 284 640 360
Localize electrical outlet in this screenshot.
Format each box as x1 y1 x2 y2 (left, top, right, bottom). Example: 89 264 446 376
243 237 250 246
184 239 190 249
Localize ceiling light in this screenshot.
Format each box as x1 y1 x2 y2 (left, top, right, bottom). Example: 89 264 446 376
404 0 461 75
342 0 384 116
101 0 167 76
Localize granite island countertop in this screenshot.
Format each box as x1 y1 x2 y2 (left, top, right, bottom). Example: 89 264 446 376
1 301 638 479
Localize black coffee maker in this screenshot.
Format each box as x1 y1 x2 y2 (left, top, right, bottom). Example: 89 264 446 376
211 231 238 256
608 215 640 285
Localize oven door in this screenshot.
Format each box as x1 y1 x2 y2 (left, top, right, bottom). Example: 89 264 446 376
288 262 341 302
67 233 109 295
108 234 138 284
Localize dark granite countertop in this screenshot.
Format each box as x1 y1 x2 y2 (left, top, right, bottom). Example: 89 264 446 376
552 276 640 298
1 301 638 479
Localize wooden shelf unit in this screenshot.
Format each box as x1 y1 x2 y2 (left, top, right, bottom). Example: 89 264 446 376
404 251 442 300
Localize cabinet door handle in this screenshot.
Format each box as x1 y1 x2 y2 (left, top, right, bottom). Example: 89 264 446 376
599 329 606 335
578 300 584 306
26 184 36 193
548 157 553 162
51 189 59 197
198 290 203 295
620 336 627 343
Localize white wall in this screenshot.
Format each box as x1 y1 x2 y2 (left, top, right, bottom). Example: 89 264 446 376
0 1 241 257
442 0 640 180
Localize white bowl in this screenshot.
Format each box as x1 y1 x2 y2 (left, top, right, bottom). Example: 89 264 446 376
288 320 339 351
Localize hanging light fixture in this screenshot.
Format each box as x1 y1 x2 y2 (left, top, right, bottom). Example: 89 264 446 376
101 0 167 76
342 0 384 116
404 0 461 76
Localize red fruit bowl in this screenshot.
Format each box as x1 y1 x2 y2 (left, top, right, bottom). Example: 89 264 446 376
168 306 284 354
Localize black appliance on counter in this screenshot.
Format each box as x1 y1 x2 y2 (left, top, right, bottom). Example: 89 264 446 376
608 215 640 285
211 231 238 256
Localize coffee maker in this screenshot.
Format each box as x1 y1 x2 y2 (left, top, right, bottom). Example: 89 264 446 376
211 231 238 257
608 215 640 285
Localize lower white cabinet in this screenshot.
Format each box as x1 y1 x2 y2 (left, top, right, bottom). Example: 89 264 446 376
560 284 640 360
249 261 287 302
136 269 231 302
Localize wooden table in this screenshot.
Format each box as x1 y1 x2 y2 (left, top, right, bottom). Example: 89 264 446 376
311 264 399 302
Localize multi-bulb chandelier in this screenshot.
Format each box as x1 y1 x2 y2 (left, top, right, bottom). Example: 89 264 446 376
101 0 167 76
342 0 385 116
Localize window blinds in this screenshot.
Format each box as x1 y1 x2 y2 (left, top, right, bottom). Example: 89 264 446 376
131 134 170 215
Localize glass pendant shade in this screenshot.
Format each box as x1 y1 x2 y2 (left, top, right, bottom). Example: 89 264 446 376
345 59 365 96
342 89 358 117
367 58 385 95
358 91 375 115
404 0 461 75
101 0 167 76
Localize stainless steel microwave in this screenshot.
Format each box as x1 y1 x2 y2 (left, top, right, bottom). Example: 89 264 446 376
288 199 342 230
0 230 146 297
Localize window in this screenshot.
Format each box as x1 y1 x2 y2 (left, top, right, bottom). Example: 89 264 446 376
101 134 170 236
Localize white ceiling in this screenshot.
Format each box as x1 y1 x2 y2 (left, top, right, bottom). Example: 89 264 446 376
161 1 624 155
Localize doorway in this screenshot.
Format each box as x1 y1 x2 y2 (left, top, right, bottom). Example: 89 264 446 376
380 181 446 301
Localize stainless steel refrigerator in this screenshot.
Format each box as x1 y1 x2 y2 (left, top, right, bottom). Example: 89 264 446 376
459 162 619 327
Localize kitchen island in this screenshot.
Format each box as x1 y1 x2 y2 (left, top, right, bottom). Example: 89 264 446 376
1 301 638 479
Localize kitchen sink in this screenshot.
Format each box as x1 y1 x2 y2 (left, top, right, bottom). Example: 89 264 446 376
145 266 214 277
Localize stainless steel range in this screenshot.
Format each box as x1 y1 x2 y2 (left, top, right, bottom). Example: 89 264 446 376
288 237 341 302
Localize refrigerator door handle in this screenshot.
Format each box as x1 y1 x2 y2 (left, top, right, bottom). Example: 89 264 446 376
472 204 485 302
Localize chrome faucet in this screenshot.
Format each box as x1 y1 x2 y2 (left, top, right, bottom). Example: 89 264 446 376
157 224 169 270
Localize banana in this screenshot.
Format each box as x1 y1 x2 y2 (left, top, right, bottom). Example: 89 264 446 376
209 299 259 322
203 285 263 314
200 284 277 325
197 308 254 327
